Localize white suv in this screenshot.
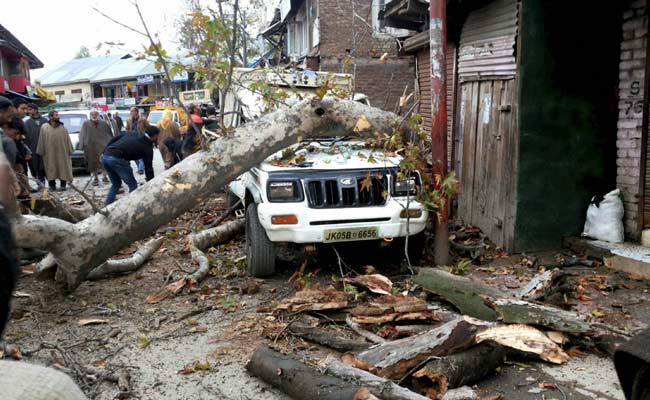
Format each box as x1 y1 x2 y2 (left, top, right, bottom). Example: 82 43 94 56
56 109 115 172
228 138 428 277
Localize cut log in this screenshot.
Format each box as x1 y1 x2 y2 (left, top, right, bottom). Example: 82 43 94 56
414 268 502 321
189 218 244 250
246 345 377 400
350 295 440 325
345 317 491 380
518 269 563 301
410 342 505 399
441 387 477 400
475 324 570 364
13 98 400 290
277 286 348 312
344 274 393 295
287 322 369 352
86 237 164 280
486 298 592 334
320 355 430 400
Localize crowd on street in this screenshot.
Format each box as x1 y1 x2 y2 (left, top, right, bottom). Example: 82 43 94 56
0 96 210 207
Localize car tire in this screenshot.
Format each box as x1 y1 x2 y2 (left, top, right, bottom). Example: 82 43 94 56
246 203 276 277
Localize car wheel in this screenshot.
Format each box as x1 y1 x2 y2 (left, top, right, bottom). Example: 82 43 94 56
246 203 276 277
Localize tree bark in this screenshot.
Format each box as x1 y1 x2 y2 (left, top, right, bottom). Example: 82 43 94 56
190 218 244 249
475 324 570 364
320 355 430 400
518 268 564 301
486 298 592 334
413 268 502 321
13 99 399 290
345 317 490 380
246 345 377 400
86 237 164 280
410 343 505 399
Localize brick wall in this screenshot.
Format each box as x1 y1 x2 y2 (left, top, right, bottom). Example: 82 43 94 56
617 0 647 239
318 0 415 110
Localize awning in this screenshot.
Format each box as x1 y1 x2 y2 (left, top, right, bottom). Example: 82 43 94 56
5 89 40 101
247 48 276 68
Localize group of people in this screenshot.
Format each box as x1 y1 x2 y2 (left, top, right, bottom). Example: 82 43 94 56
0 97 206 207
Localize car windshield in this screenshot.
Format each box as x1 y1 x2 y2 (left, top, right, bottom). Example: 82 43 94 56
147 111 164 125
117 111 130 120
58 114 87 133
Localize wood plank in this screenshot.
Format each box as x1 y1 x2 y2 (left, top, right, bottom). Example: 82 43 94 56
502 78 518 252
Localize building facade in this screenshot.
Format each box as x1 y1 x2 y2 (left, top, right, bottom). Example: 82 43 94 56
0 24 43 98
264 0 415 111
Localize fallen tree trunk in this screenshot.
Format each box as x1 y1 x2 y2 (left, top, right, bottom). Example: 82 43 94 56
321 355 429 400
13 98 398 290
410 343 505 399
86 237 164 280
287 322 369 352
344 317 490 380
246 345 377 400
486 298 592 334
413 268 501 321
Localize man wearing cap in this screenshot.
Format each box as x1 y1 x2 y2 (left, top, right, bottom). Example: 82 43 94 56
23 104 47 186
102 123 160 205
79 110 112 186
36 111 73 192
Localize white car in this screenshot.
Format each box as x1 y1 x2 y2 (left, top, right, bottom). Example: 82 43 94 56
56 109 114 172
146 110 181 126
228 138 428 277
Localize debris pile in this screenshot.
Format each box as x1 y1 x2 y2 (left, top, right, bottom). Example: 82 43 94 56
248 265 632 400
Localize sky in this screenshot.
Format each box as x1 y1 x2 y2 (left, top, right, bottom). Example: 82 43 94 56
3 0 275 80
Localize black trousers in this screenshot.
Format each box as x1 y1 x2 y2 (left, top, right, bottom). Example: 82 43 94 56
0 208 17 337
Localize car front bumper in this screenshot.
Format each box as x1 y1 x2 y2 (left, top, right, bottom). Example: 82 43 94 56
257 199 428 243
71 151 86 171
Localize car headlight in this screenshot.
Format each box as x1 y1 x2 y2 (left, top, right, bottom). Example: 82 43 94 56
393 173 421 197
267 181 303 202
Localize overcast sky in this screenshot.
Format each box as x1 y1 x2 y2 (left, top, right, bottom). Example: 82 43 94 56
3 0 275 80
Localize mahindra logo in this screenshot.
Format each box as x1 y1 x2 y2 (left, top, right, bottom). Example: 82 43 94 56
339 177 355 186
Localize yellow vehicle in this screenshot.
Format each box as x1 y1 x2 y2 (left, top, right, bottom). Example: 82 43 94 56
147 105 189 133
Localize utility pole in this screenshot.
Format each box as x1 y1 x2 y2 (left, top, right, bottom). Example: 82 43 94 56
430 0 450 266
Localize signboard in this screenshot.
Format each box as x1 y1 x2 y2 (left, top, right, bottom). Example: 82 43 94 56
179 89 211 104
124 97 136 106
137 75 154 84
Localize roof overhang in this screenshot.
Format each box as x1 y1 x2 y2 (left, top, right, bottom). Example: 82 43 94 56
383 0 429 31
0 25 44 69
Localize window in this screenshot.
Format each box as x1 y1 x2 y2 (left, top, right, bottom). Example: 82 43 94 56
54 90 65 96
71 89 82 94
286 2 310 58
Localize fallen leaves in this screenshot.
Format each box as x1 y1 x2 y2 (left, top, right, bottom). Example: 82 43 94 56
137 335 150 349
177 360 211 375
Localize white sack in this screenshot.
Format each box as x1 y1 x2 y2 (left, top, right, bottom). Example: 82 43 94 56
582 189 624 243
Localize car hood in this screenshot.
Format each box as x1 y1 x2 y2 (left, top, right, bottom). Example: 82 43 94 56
260 140 402 172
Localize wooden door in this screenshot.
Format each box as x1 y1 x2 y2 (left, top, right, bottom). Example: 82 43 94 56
457 78 517 251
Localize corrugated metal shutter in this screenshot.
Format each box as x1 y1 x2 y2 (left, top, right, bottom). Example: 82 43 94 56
458 0 518 81
416 42 457 167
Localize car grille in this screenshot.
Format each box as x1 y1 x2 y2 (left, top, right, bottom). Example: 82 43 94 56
305 173 389 208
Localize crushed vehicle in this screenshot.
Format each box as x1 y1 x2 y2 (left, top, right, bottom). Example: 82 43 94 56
223 69 428 277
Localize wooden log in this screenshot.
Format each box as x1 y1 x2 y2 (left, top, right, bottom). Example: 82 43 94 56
410 343 505 399
277 286 348 312
343 274 393 295
190 218 244 250
345 317 491 380
413 268 501 321
518 268 563 301
487 298 592 334
321 355 430 400
346 316 387 344
475 324 570 364
246 345 377 400
376 325 440 340
287 322 369 352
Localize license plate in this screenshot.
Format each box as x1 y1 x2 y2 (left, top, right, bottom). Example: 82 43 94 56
324 227 379 243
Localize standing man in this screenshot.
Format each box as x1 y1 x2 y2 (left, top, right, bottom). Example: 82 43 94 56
36 111 73 192
125 107 145 174
156 110 181 169
79 110 112 186
23 104 47 186
12 98 28 120
102 125 160 205
0 97 16 125
113 112 124 133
